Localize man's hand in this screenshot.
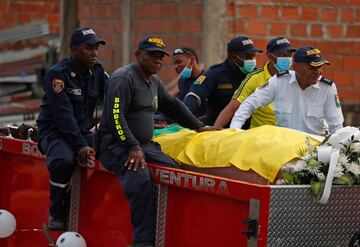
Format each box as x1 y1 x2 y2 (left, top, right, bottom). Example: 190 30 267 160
196 126 221 132
125 149 147 171
77 146 96 168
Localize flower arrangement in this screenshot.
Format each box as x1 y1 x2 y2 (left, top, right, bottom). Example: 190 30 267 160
277 126 360 198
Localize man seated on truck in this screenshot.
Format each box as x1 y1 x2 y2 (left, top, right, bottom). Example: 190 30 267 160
98 36 209 247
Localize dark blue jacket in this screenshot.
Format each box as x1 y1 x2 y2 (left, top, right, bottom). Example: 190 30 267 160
37 58 108 153
183 59 247 125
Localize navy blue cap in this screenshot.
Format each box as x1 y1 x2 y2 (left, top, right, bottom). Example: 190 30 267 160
138 36 169 56
294 46 330 67
70 28 106 47
227 36 263 54
267 37 296 53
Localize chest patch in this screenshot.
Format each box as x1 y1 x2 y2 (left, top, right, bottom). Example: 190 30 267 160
52 79 65 93
67 88 82 96
217 83 233 89
194 75 206 85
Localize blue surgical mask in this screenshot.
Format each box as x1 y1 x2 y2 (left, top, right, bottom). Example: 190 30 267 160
274 56 292 72
234 55 256 74
180 66 192 79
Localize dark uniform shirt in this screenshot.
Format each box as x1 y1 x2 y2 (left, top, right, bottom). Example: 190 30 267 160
99 63 203 151
183 59 247 125
178 69 206 117
37 58 108 153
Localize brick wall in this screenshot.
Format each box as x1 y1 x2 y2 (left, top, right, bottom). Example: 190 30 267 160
0 0 60 51
78 0 203 81
77 0 360 125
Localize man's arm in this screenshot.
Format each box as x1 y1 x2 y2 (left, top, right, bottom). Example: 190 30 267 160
324 84 344 134
103 74 145 170
213 99 240 128
230 80 275 129
104 74 141 150
157 81 204 130
183 71 216 114
43 71 88 153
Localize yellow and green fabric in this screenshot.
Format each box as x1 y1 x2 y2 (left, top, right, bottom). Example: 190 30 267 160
153 125 321 182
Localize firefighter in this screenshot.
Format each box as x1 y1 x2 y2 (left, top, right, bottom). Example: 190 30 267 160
230 46 344 135
214 36 296 129
37 27 108 230
98 36 207 247
183 36 263 126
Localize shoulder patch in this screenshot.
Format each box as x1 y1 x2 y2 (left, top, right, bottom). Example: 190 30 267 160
335 94 341 108
194 75 206 85
52 78 65 93
276 70 289 77
320 76 333 86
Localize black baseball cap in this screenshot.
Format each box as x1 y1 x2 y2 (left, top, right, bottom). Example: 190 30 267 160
267 37 296 53
227 36 263 54
294 46 330 67
138 36 169 56
70 28 106 47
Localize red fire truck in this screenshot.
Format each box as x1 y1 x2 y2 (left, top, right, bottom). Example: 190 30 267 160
0 129 359 247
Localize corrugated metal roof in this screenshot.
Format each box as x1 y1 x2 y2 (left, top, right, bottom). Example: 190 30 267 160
0 21 49 43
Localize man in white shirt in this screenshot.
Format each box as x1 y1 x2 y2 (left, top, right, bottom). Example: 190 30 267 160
230 46 344 135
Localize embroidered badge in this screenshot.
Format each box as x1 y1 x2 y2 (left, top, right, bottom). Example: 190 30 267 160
335 94 341 108
52 79 65 93
194 75 206 85
67 88 82 96
217 83 233 89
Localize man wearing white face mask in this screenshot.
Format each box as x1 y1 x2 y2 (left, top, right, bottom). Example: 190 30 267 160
214 37 296 129
172 47 206 118
183 36 262 126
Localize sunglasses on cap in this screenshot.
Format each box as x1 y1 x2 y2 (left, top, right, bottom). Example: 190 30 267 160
173 48 191 56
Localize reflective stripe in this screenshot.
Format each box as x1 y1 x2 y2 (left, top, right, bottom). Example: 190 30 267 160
49 179 68 188
184 92 202 107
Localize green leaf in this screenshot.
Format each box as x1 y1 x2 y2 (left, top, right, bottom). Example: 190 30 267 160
310 179 325 197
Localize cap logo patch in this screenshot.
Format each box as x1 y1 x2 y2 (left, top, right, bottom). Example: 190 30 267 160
52 79 65 93
82 29 96 36
276 38 290 45
148 37 165 47
194 75 206 85
306 48 321 56
242 39 253 46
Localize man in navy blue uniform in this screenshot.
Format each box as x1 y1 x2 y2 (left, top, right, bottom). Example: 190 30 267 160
36 27 108 230
99 36 207 247
172 47 206 118
183 36 263 126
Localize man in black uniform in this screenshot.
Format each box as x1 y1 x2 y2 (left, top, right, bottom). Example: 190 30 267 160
99 36 206 247
36 27 108 230
183 36 262 126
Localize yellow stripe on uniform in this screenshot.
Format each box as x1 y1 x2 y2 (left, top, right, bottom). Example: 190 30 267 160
113 97 126 141
232 68 264 99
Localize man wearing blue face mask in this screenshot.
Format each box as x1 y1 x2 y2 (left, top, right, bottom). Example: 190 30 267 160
183 36 262 126
172 47 206 118
214 37 296 129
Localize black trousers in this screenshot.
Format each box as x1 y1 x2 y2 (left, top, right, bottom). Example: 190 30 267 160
100 141 179 244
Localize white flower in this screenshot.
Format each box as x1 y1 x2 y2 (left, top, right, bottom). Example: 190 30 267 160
327 126 360 149
334 164 344 178
348 162 360 176
350 142 360 153
292 160 307 172
316 172 326 181
338 153 349 166
305 158 321 175
276 179 288 185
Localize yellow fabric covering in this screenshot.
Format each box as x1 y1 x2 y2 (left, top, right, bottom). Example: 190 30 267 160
153 125 321 182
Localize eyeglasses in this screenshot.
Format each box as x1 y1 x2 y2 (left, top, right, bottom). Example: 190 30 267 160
173 48 190 56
